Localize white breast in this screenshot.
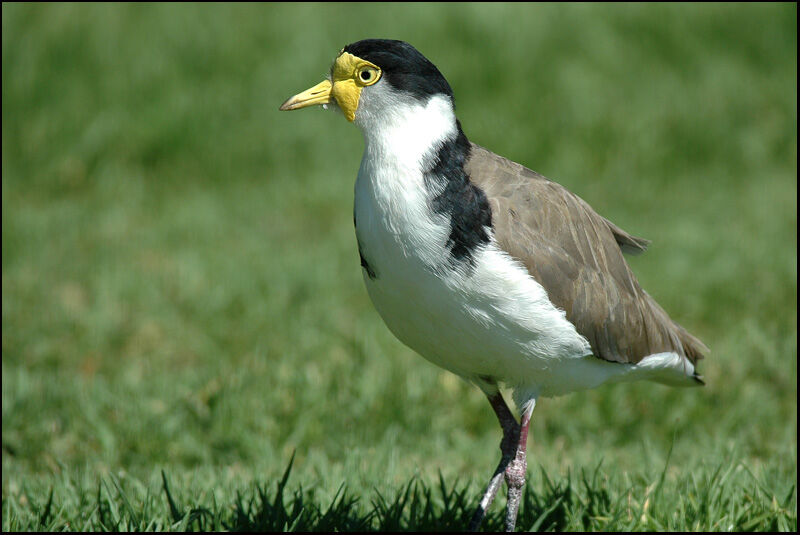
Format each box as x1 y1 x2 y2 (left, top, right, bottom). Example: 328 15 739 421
352 95 637 400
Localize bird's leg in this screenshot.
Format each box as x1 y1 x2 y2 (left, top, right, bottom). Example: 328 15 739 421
468 391 520 531
503 399 535 532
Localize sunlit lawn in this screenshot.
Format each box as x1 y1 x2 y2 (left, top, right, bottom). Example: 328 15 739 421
2 3 796 531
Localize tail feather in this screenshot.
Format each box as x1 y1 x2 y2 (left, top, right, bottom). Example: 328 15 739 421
673 322 709 364
642 291 709 367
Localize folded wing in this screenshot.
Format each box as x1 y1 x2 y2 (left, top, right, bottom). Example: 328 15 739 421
466 143 707 365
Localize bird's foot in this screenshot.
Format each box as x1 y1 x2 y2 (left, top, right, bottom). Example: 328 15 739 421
503 451 527 532
468 424 521 531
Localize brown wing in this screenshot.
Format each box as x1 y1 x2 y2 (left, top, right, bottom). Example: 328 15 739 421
466 143 707 365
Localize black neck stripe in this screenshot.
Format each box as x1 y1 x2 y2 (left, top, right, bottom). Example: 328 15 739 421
423 123 492 266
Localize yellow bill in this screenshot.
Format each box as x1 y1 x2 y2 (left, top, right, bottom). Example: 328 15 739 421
279 79 332 111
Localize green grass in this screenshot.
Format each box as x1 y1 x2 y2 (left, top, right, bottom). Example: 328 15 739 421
2 2 796 531
3 454 795 531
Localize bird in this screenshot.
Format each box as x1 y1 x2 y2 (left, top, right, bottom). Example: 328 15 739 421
279 39 708 532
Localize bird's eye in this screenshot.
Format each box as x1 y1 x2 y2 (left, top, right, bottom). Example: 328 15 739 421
357 67 379 85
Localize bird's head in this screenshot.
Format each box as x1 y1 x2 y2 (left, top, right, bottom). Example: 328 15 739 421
279 39 456 131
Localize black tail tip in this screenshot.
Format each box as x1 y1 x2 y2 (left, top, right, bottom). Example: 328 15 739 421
693 373 706 386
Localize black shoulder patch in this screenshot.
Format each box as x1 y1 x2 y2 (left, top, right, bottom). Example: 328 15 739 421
423 122 492 267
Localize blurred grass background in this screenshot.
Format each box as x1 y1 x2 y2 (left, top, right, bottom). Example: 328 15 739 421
2 2 796 530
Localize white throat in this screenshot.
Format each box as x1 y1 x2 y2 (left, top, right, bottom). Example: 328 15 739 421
352 91 460 279
354 91 458 175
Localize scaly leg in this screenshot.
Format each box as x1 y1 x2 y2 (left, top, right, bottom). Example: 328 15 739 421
503 399 535 532
468 391 520 531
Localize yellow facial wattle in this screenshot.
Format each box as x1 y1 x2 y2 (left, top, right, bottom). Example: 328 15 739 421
279 52 381 122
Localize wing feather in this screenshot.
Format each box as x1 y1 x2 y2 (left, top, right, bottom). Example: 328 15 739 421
466 143 707 365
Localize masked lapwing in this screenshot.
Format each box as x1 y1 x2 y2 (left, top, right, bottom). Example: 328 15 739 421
280 39 707 532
